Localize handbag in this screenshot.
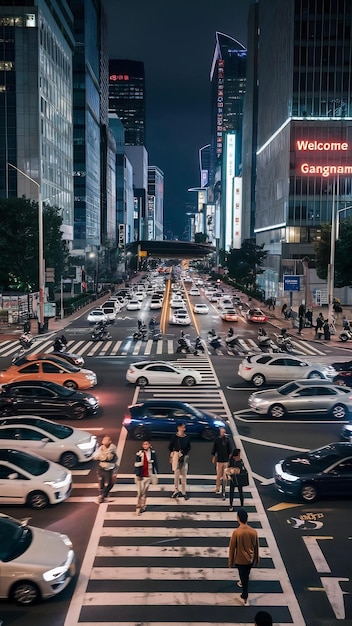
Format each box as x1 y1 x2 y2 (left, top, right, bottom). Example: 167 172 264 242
235 468 249 487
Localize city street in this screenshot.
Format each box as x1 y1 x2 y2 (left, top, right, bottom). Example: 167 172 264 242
0 287 351 625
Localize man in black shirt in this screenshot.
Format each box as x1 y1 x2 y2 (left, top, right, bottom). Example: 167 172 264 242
211 427 232 494
168 423 191 499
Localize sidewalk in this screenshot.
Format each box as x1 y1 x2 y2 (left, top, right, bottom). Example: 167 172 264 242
0 293 110 341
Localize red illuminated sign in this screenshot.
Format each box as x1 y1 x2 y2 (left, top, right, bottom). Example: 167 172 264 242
109 74 129 81
296 138 352 178
296 140 348 151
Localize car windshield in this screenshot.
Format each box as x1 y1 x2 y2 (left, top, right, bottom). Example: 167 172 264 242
40 357 79 372
0 517 32 561
0 449 49 475
277 382 300 395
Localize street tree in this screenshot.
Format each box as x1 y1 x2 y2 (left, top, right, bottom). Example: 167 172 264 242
225 239 267 288
0 197 68 291
314 218 352 287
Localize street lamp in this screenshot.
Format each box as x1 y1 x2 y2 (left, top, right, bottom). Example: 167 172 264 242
8 163 45 331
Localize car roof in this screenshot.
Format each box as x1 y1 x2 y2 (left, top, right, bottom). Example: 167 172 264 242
287 379 343 386
130 400 188 409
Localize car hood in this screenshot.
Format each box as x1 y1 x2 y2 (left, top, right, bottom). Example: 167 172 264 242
15 526 72 567
281 453 321 476
249 389 281 401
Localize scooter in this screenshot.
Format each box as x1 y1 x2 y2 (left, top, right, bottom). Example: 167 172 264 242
91 323 112 341
274 331 293 352
208 335 221 351
194 336 205 354
150 327 163 341
257 328 280 353
339 328 352 342
53 335 68 352
133 325 148 341
19 332 34 350
176 335 193 353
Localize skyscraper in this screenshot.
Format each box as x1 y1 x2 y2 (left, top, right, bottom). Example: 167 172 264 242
0 1 74 244
249 0 352 301
109 60 146 146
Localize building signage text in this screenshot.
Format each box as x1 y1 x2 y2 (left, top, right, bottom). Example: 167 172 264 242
297 138 352 178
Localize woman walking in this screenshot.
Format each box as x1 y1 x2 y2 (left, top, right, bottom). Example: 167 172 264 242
225 448 246 510
168 422 191 500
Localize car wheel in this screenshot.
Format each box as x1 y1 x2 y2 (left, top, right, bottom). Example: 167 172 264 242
308 371 324 379
71 403 87 420
64 380 78 390
183 376 196 386
136 376 148 386
131 425 149 440
201 427 216 441
268 403 286 419
60 451 79 469
301 483 318 502
251 373 265 387
27 490 49 509
331 403 348 419
11 580 41 606
340 334 348 342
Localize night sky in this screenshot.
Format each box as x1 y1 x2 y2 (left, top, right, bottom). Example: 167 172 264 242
102 0 254 238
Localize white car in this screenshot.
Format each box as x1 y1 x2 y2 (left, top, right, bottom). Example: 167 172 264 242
135 292 145 302
171 310 191 325
126 299 142 311
170 298 185 308
150 299 163 310
87 310 108 324
101 306 117 321
194 303 209 314
0 447 72 508
189 288 200 296
0 513 75 605
0 415 97 468
238 354 337 387
126 360 202 386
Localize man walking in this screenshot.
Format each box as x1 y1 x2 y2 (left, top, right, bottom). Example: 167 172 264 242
134 440 158 515
94 435 118 503
211 427 232 494
228 508 259 606
168 422 191 499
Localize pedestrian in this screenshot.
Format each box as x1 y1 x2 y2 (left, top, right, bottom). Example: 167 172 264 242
315 312 324 338
94 435 118 503
168 422 191 499
211 427 232 494
137 319 142 330
134 440 159 516
23 318 30 334
305 308 313 327
254 610 273 626
225 448 247 509
323 319 330 340
298 315 304 335
228 508 259 606
281 303 288 318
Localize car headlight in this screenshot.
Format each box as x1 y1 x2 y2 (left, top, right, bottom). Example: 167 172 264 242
77 437 96 451
87 397 97 405
43 549 74 581
275 463 299 482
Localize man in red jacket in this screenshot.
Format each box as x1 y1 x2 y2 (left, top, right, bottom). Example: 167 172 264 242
228 508 259 606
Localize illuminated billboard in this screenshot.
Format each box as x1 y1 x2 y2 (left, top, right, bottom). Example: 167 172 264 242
292 124 352 178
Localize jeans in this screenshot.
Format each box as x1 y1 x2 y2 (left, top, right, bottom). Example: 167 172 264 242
237 562 253 600
97 466 115 498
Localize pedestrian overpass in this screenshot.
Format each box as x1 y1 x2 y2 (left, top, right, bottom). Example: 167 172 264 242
125 240 215 260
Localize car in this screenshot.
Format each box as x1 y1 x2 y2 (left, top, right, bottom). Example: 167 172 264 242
126 360 202 386
170 297 185 308
0 357 97 390
126 299 142 311
246 308 268 323
87 310 108 324
238 354 337 387
14 350 85 368
248 379 352 419
0 447 72 508
150 298 163 310
220 308 239 322
0 513 75 605
0 380 99 420
193 303 209 315
101 306 117 321
195 279 204 286
171 310 191 325
135 292 146 302
0 415 97 468
189 287 200 296
239 302 251 316
274 442 352 502
123 400 228 440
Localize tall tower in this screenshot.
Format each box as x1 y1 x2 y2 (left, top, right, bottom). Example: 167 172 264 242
109 60 146 146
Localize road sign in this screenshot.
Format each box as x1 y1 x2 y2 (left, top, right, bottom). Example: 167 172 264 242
283 275 300 291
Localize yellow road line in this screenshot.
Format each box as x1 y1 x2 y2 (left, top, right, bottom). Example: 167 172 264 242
182 281 200 334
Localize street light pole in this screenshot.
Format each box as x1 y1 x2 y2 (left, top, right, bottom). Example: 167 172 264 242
8 163 45 331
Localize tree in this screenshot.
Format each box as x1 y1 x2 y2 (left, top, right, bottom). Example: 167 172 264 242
314 218 352 287
225 239 267 288
0 197 68 291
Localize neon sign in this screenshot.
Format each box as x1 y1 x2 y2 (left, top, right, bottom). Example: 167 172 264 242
296 138 352 177
109 74 129 81
300 164 352 177
296 140 348 151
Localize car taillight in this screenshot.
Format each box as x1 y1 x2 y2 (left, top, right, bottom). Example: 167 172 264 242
244 366 252 371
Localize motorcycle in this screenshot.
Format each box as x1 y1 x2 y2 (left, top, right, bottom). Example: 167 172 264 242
194 336 205 354
150 327 162 341
176 335 193 353
274 330 293 352
257 328 280 353
19 332 34 350
53 334 68 352
208 334 221 351
91 322 112 342
339 328 352 342
133 324 148 341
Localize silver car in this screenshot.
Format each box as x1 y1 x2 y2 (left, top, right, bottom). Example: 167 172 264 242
238 354 336 387
248 379 352 419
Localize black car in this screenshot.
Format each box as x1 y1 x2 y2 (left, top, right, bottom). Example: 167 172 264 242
332 360 352 387
0 380 99 420
123 400 229 440
274 442 352 502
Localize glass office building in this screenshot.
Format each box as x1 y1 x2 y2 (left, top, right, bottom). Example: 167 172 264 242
109 59 145 146
250 0 352 298
0 1 74 244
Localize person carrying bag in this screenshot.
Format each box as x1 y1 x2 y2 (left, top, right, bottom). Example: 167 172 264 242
226 448 248 510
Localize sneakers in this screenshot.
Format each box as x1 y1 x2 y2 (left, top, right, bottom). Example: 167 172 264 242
136 508 141 516
229 506 234 512
183 494 189 500
237 581 242 588
214 488 221 493
177 491 183 497
240 594 248 606
171 491 179 498
97 495 104 503
140 506 146 513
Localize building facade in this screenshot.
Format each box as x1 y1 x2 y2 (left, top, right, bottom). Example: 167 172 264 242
148 166 164 241
0 1 74 244
250 0 352 302
108 59 145 146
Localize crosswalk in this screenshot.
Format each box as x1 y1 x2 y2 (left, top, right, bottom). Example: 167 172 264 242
0 333 327 359
65 478 304 625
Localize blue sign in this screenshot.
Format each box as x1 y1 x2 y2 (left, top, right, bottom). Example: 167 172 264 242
283 275 300 291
